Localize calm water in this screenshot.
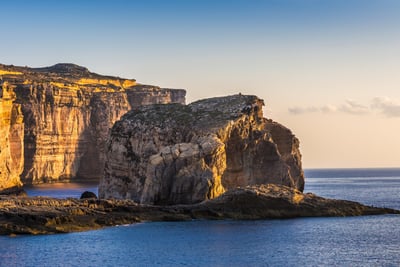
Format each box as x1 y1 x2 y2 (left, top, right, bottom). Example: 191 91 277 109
0 168 399 267
24 182 99 199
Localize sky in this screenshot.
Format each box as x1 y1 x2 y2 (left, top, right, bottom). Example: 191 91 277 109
2 0 400 169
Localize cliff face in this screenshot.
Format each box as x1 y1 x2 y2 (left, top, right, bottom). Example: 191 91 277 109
0 82 24 191
0 63 185 187
99 94 304 204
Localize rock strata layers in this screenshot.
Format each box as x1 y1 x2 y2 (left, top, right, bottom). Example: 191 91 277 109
0 63 185 189
0 184 397 235
99 94 304 204
0 82 24 191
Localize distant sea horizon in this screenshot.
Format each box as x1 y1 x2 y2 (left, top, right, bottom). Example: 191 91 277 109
305 167 400 179
303 166 400 170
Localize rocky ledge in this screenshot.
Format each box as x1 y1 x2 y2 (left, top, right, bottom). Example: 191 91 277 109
0 184 398 235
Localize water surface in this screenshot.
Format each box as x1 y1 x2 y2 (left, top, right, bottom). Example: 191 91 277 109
1 168 399 266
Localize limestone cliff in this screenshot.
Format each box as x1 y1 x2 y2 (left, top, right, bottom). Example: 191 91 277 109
0 81 24 191
99 94 304 204
0 63 185 187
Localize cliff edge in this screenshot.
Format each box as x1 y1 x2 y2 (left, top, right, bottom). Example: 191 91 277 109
99 94 304 204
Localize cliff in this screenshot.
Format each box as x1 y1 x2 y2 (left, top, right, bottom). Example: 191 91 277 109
0 63 185 188
0 82 24 191
99 94 304 204
0 184 397 235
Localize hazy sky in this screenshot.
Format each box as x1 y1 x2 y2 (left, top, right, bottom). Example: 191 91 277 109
3 0 400 168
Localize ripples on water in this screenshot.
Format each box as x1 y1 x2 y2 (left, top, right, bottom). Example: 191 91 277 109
0 168 399 266
305 168 400 210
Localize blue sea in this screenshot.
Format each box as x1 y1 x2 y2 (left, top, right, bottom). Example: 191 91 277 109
1 168 400 267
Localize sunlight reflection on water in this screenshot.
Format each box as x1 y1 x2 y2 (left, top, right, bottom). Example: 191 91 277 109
24 182 98 199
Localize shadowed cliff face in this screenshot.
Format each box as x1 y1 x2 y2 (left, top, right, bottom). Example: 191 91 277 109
0 63 185 188
99 94 304 205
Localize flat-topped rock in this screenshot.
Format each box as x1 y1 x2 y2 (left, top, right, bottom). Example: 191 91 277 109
99 94 304 204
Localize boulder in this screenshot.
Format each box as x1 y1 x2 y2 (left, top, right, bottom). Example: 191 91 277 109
80 191 97 199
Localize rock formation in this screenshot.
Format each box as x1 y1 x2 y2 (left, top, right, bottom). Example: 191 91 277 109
0 63 185 189
0 184 398 235
99 94 304 204
0 81 24 191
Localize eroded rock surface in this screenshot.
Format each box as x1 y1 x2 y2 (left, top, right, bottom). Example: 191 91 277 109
0 82 24 192
0 184 397 235
99 94 304 204
0 63 185 187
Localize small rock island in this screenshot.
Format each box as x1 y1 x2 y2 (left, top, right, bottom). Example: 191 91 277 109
99 94 304 204
0 63 398 235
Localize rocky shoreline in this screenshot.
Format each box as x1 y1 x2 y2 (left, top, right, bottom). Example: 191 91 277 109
0 184 398 235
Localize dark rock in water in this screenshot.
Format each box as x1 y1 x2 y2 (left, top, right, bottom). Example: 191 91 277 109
0 184 398 235
99 94 304 205
80 191 97 199
0 186 27 197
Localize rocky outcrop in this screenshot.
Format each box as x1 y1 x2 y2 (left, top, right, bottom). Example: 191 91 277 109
99 94 304 204
0 184 398 235
0 63 185 187
0 81 24 192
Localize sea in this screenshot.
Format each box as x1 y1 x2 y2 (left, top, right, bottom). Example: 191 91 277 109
1 168 400 267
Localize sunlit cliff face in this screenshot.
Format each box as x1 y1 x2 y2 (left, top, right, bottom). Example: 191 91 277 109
0 63 186 190
0 81 24 191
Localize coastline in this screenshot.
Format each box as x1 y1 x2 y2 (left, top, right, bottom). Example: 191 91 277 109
0 184 398 235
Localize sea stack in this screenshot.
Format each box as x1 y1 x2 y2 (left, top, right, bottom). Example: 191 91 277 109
99 94 304 204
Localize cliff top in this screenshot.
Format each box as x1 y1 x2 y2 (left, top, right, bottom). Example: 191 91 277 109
0 63 138 89
33 63 91 76
115 94 265 135
190 94 264 115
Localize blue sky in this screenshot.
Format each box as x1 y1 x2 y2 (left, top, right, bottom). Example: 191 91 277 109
5 0 399 70
3 0 400 168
